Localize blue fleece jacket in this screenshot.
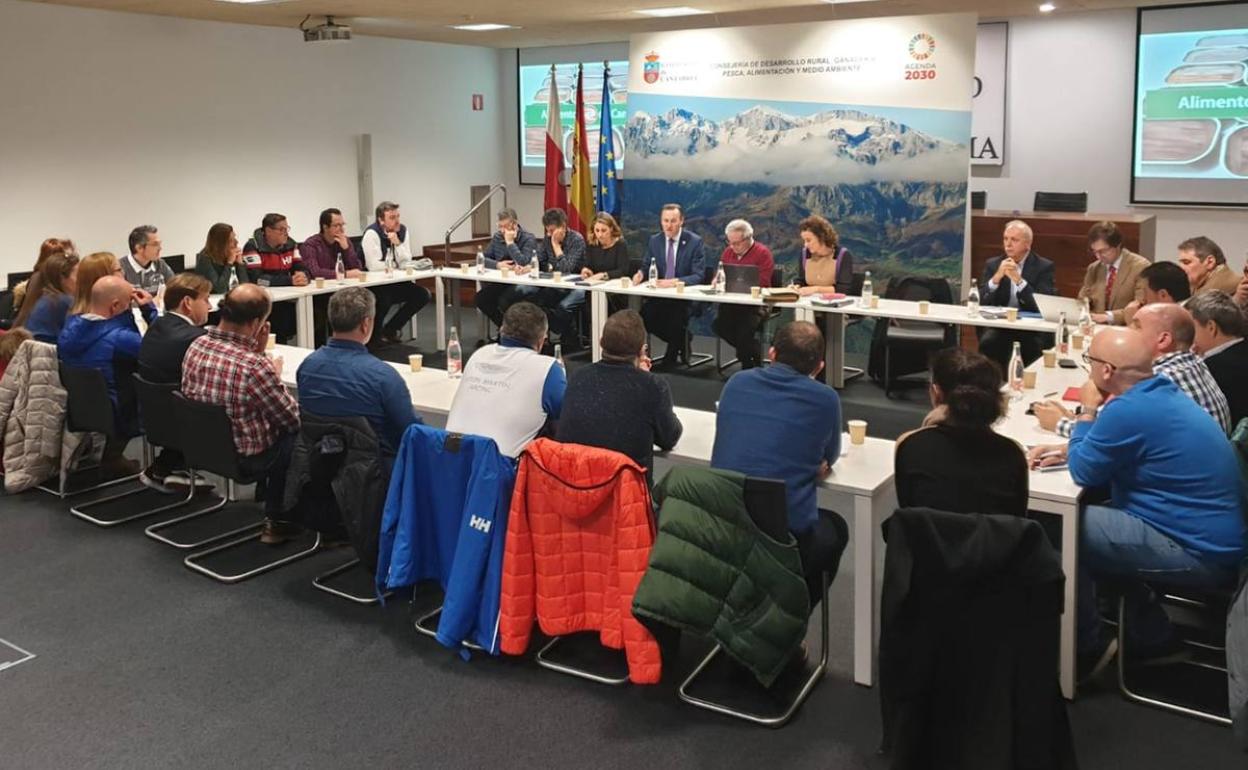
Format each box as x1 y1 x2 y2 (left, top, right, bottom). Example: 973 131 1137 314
1069 376 1245 567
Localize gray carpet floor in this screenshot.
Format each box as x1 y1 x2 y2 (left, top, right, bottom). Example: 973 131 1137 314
1 325 1243 768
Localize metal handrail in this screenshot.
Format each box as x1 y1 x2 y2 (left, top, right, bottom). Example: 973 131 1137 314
443 183 507 264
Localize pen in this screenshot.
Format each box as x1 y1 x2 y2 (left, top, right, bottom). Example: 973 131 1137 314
1042 391 1058 398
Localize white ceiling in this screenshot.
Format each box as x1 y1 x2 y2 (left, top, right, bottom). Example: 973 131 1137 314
27 0 1206 48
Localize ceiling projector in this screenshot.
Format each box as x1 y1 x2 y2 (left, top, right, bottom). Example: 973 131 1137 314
303 17 351 43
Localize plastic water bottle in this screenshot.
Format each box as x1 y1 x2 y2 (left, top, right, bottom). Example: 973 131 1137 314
554 343 564 369
967 278 980 317
227 267 240 291
152 271 166 309
476 247 486 275
385 251 395 276
648 261 658 288
860 271 873 308
1057 311 1069 355
335 255 345 284
1078 297 1093 336
714 263 726 294
529 248 540 280
1008 341 1025 401
447 326 462 379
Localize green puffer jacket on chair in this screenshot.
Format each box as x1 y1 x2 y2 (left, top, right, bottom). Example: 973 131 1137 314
632 466 811 686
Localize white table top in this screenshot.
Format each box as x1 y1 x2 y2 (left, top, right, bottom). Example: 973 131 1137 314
801 296 1059 333
438 267 586 293
209 269 438 309
274 344 460 416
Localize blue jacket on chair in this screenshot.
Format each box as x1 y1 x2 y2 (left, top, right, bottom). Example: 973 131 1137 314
376 423 516 654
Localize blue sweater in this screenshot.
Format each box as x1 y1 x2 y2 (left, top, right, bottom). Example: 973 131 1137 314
295 338 422 460
24 293 73 343
711 364 842 533
1069 376 1245 567
376 424 516 653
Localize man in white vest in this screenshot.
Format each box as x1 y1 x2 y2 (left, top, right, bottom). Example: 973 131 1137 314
445 301 565 458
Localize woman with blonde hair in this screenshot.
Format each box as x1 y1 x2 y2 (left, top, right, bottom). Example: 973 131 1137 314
70 252 126 315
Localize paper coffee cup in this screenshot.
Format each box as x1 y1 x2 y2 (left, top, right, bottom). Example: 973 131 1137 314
675 281 685 294
1043 349 1056 368
751 286 762 299
1023 369 1037 389
405 266 414 276
1006 307 1019 321
869 295 879 309
459 263 469 274
500 267 512 278
409 354 423 372
848 419 867 445
918 300 930 315
1072 332 1085 349
266 333 276 351
314 277 325 288
552 271 562 282
620 277 631 288
357 273 368 283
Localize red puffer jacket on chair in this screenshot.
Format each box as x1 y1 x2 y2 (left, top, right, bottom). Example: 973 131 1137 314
499 438 661 684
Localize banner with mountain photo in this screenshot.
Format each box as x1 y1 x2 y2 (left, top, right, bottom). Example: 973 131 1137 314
623 13 976 293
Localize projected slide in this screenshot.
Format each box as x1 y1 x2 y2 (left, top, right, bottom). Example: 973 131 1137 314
518 61 628 177
1133 3 1248 206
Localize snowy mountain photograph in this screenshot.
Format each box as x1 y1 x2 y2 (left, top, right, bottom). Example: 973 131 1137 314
621 95 971 289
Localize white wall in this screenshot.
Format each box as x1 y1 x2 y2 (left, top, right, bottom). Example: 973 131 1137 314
0 0 504 274
973 9 1248 269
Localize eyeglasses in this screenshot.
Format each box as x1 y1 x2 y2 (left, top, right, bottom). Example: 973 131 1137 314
1082 351 1116 370
1090 246 1116 259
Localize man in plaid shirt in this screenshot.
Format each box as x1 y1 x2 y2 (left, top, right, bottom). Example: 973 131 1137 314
1036 303 1231 437
182 284 302 543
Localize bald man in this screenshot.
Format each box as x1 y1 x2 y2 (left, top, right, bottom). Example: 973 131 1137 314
58 274 158 476
1035 302 1231 436
1029 328 1245 682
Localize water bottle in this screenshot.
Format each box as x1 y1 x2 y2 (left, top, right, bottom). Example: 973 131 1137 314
860 271 873 308
529 248 540 280
554 343 564 369
1008 341 1025 401
385 250 395 276
476 247 486 275
228 267 240 291
1057 311 1069 355
1078 297 1093 336
714 263 726 294
447 326 463 379
335 255 345 284
152 271 166 309
648 261 658 288
967 278 980 317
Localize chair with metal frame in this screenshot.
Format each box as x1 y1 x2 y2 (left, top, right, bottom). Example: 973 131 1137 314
175 393 321 583
59 363 153 525
133 374 244 549
677 476 829 727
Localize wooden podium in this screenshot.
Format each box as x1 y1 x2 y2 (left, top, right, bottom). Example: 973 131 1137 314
970 210 1157 299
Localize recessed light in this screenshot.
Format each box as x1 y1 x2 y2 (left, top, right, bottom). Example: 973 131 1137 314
635 7 708 17
1038 3 1056 12
450 23 517 31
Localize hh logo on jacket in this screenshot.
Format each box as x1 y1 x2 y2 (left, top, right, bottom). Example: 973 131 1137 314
469 515 491 534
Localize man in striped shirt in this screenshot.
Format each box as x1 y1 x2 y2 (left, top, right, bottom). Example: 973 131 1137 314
182 284 302 544
1038 303 1231 438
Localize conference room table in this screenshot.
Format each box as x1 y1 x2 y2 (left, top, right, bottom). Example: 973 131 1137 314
209 268 440 348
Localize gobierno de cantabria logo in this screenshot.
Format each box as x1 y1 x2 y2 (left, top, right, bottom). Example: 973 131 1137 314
908 33 936 61
644 52 661 83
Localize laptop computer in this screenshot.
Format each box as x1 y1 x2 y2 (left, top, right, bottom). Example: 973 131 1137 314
1033 293 1084 323
723 263 759 294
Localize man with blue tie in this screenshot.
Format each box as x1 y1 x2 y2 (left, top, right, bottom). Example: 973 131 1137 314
632 203 706 368
977 219 1055 369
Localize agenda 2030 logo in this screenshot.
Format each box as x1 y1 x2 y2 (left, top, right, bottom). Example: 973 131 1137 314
904 33 937 80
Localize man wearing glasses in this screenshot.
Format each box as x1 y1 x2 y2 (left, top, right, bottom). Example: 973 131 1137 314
242 212 310 342
1028 328 1244 682
1077 221 1149 326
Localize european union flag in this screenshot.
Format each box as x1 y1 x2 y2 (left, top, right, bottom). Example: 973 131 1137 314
597 63 620 220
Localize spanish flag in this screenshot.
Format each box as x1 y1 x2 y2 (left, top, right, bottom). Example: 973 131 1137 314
568 64 594 236
543 64 568 214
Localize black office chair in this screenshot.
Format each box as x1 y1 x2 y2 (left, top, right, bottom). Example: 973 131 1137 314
175 394 321 583
714 268 786 375
349 235 365 260
132 375 242 549
971 190 987 210
870 277 956 398
162 254 186 274
58 364 151 524
1033 191 1088 213
6 271 33 291
678 476 831 727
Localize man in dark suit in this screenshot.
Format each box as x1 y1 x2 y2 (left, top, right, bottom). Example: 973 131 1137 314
978 219 1055 368
632 203 706 367
137 272 211 492
1188 290 1248 429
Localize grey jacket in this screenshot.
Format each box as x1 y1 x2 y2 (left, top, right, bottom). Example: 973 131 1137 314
0 340 93 492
